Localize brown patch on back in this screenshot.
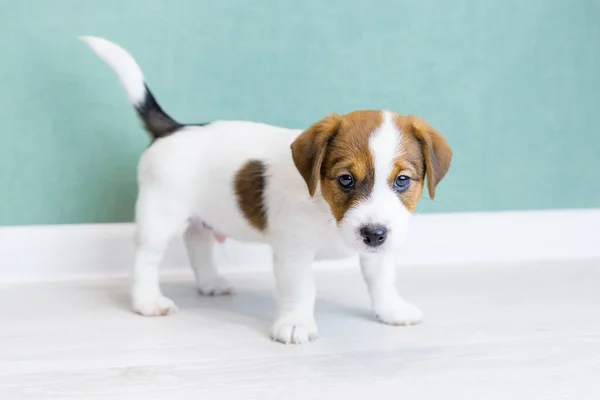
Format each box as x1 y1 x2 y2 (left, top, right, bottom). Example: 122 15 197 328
319 111 383 222
234 160 267 231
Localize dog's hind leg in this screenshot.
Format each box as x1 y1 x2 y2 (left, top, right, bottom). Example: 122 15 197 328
184 220 233 296
131 191 189 317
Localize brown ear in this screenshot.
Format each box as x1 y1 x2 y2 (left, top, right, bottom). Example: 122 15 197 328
408 116 452 199
290 114 341 196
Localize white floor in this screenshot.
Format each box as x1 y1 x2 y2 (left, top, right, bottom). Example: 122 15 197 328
1 260 599 399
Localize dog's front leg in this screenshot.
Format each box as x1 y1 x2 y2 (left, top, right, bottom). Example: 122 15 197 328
360 254 423 326
270 248 318 344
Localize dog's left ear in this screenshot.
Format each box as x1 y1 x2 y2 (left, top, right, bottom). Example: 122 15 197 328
407 116 452 199
291 114 342 197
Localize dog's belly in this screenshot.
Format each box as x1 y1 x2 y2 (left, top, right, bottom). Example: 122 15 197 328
199 217 267 244
192 196 268 244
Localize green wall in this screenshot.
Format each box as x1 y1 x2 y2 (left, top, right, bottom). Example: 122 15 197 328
1 0 599 225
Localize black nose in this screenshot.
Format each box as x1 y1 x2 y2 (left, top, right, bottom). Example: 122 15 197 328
360 225 387 247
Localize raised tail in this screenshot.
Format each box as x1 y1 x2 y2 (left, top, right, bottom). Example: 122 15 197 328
80 36 182 139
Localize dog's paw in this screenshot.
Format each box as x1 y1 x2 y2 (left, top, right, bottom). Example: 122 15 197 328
197 276 234 296
374 300 423 326
132 294 178 317
270 316 318 344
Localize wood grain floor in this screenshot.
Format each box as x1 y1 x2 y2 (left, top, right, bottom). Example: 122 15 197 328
1 260 599 399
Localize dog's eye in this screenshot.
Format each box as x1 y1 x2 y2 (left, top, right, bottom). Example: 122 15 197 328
337 174 355 190
394 175 411 192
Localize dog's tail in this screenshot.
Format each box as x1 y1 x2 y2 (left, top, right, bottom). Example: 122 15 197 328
80 36 182 139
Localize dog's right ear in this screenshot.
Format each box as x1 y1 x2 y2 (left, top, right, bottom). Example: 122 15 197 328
291 114 341 197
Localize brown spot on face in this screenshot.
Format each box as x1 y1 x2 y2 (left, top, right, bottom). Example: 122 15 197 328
234 160 267 231
386 161 424 213
291 111 452 223
384 118 425 212
291 110 383 223
394 115 452 200
320 111 384 222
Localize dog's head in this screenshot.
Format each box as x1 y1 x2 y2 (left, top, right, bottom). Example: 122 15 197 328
291 110 452 253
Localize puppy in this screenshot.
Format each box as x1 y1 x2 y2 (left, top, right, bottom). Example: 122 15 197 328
81 37 452 344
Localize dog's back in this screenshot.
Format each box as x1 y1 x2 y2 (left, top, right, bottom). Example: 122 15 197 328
81 36 320 243
137 120 305 243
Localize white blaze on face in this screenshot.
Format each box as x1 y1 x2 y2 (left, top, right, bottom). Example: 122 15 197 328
339 111 412 251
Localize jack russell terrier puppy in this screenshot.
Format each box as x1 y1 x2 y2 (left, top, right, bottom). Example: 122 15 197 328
81 36 452 344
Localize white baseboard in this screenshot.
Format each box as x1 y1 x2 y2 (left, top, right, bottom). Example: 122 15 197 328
1 209 598 283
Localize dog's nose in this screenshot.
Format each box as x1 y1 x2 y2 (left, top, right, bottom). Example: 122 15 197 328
360 225 387 247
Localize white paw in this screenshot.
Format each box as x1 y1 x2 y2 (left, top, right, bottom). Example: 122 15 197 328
270 316 319 344
132 294 178 317
374 300 423 326
196 276 234 296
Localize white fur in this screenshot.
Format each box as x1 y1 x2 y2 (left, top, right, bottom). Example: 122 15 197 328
361 254 423 326
342 111 422 325
82 37 422 343
339 111 413 251
80 36 146 105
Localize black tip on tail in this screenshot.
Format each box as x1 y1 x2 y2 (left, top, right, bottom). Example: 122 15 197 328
135 85 183 139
